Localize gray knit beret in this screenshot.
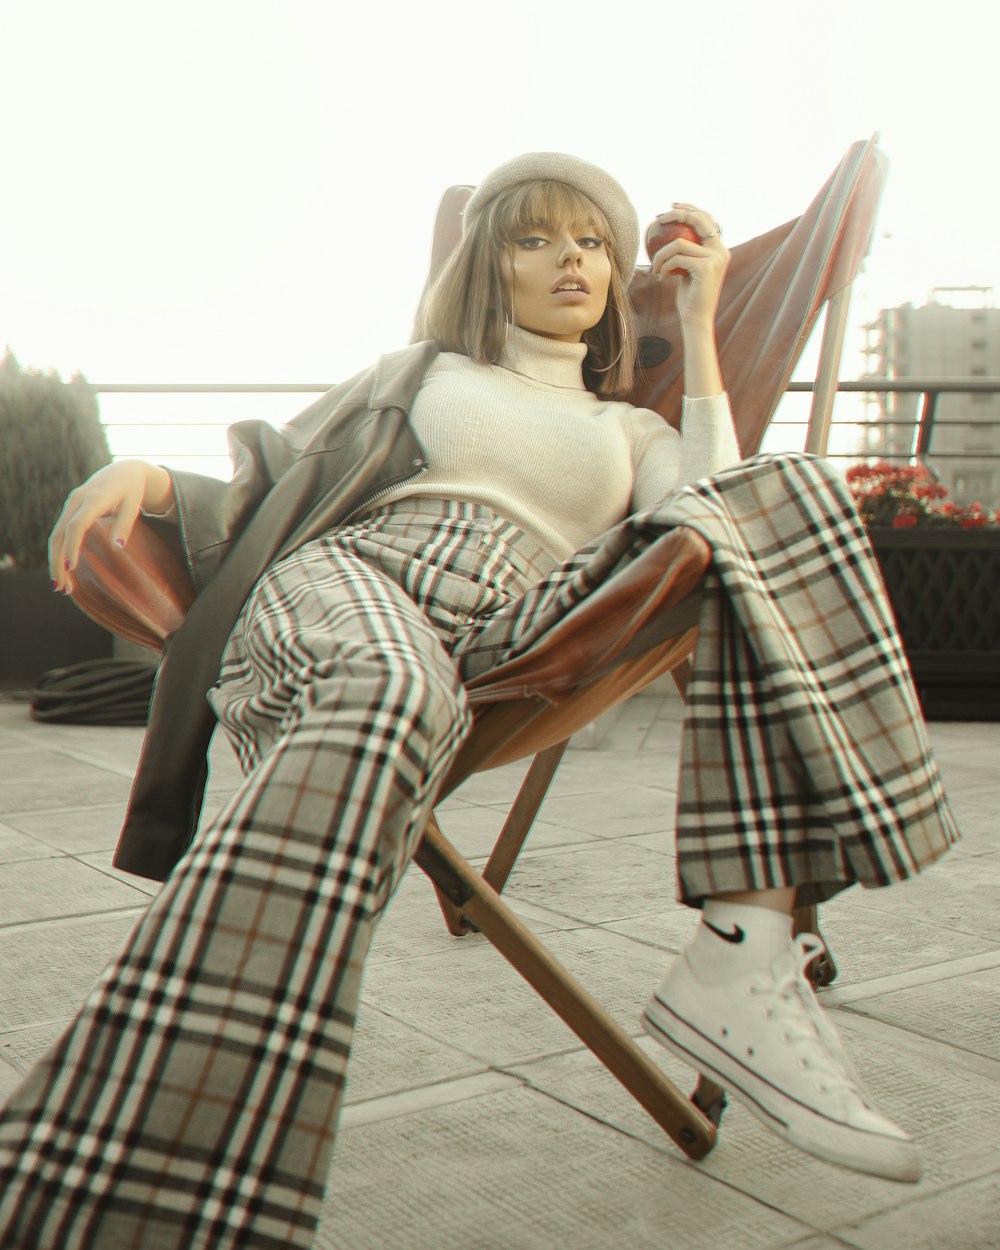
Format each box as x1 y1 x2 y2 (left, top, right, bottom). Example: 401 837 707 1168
463 152 640 273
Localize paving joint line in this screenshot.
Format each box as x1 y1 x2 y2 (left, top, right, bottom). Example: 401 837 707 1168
820 948 1000 1006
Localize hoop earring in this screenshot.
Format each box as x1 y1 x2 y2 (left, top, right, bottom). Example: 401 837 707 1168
507 245 516 337
588 304 627 373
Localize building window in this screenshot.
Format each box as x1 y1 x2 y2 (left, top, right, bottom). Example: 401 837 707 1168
954 471 995 498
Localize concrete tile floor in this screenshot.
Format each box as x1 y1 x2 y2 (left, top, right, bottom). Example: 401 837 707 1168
0 689 998 1250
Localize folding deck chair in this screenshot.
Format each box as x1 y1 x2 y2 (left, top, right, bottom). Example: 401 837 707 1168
70 136 888 1162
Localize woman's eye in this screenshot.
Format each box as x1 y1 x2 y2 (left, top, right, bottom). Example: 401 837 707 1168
579 236 604 250
514 236 548 250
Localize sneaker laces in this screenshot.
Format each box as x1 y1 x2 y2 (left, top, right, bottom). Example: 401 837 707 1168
748 934 865 1105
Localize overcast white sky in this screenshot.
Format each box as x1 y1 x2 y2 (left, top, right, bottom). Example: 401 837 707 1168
3 0 998 392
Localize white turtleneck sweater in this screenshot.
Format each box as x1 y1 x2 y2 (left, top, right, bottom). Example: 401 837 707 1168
377 326 741 562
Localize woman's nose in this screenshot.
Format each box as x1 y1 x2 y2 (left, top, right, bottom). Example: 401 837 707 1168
558 235 583 265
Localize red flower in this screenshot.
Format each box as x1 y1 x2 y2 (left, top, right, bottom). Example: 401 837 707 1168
847 459 998 530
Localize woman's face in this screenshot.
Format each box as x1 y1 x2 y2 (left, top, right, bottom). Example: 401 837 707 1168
503 219 612 342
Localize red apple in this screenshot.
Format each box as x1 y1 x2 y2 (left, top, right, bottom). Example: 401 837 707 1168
645 219 699 274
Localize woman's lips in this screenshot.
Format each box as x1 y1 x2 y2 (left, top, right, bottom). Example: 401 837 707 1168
551 275 591 294
551 275 591 303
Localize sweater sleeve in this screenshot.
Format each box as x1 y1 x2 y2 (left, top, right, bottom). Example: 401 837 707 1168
630 393 742 513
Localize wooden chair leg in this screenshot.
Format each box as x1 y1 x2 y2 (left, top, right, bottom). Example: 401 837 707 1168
429 742 570 936
427 812 477 937
670 656 693 699
691 1076 728 1127
415 820 717 1160
793 903 839 987
482 739 568 893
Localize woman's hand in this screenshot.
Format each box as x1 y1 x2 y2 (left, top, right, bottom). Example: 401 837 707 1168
49 459 173 593
648 203 730 323
648 203 730 397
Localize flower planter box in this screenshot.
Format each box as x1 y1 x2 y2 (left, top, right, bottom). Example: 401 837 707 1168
868 527 1000 721
0 570 113 691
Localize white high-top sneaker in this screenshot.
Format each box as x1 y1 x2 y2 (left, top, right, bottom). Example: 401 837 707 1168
643 933 922 1182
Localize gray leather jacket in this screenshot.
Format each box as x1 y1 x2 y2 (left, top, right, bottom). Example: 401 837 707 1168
114 340 441 881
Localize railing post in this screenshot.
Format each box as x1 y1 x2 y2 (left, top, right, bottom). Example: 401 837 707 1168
914 391 940 460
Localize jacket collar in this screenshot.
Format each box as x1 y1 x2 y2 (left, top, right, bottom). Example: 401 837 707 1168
367 339 443 410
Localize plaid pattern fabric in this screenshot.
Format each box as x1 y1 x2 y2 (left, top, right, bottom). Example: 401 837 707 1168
647 455 960 904
0 503 553 1250
0 461 958 1247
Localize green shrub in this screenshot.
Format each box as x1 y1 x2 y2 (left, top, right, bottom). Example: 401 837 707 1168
0 351 111 569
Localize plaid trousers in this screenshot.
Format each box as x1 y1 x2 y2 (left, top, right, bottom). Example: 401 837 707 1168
0 455 958 1249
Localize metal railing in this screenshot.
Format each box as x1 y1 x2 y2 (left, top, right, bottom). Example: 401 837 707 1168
783 376 1000 463
88 376 1000 476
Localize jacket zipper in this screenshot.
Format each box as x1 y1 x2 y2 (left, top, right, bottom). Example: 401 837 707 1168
340 456 429 526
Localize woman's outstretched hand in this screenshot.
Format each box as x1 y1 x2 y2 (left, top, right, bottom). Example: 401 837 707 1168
49 459 173 593
647 203 730 398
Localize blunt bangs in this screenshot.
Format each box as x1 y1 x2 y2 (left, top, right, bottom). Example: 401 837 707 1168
490 180 616 261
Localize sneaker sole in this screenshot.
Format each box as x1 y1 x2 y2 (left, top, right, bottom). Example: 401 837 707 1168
642 994 922 1184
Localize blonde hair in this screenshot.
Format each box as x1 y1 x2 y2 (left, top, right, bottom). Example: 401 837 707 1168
417 179 638 398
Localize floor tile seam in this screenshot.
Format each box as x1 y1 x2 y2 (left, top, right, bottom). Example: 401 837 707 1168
0 800 130 821
509 1070 829 1243
340 1069 521 1130
368 904 594 962
0 904 147 937
561 825 678 846
491 895 599 930
2 843 121 861
779 1237 857 1250
826 1002 1000 1083
825 1169 1000 1245
839 912 1000 947
836 1005 1000 1078
0 849 65 868
1 743 139 780
495 1066 706 1164
820 947 1000 1006
499 1037 1000 1216
418 1055 820 1212
505 1065 940 1240
342 1048 639 1130
595 919 684 957
357 1001 493 1070
504 831 676 855
447 815 603 850
52 757 139 781
63 851 159 893
496 892 637 929
356 1000 587 1070
0 1014 76 1040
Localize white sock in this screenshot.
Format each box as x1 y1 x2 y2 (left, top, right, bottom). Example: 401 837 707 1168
684 899 793 986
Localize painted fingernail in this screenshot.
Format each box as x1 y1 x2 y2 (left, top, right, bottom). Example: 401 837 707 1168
114 538 125 549
51 580 58 591
63 560 70 570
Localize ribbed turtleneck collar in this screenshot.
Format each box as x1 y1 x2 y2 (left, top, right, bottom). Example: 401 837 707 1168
500 325 588 392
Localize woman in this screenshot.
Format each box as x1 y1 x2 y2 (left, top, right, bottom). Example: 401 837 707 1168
0 153 957 1248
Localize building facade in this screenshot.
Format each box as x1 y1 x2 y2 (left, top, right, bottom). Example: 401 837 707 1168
863 289 1000 505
